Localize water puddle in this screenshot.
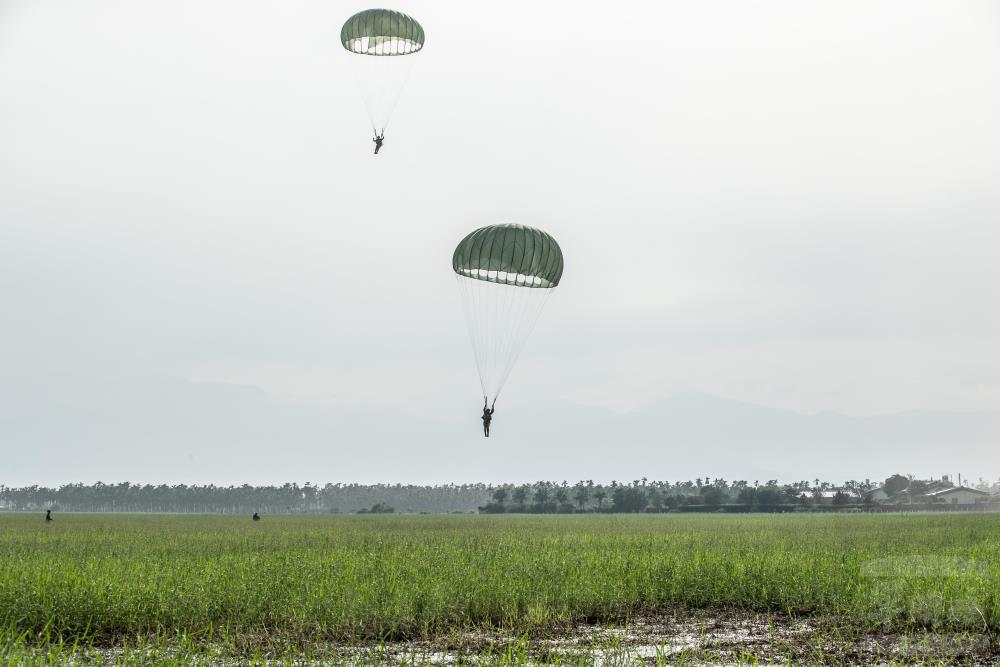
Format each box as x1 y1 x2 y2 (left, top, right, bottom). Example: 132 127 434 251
337 613 997 665
73 614 998 665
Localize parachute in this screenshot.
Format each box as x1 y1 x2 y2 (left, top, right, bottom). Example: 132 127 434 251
341 9 424 137
453 224 564 405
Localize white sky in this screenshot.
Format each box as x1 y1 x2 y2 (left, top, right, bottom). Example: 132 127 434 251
1 0 1000 484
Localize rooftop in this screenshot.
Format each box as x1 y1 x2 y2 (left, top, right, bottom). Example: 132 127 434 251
926 486 990 497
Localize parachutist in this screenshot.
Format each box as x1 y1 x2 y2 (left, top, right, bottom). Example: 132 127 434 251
373 132 384 155
482 398 495 437
343 10 423 136
45 509 52 522
454 226 563 425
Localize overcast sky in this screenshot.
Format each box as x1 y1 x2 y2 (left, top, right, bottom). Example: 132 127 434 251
2 0 999 485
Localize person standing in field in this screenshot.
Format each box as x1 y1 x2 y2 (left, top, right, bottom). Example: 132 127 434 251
45 509 52 522
252 512 260 521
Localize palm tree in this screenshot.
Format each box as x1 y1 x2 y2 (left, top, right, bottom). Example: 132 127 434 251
594 488 607 511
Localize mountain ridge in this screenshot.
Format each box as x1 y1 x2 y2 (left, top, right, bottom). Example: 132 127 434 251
2 376 997 486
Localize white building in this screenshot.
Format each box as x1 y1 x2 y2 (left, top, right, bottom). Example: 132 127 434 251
926 486 990 506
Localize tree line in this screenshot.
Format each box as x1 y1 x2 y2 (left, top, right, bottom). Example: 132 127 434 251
0 482 492 514
482 479 850 513
6 475 994 514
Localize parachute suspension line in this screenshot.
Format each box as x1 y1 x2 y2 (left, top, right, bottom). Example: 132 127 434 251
349 54 415 136
475 278 490 400
490 274 513 396
347 45 416 131
490 266 514 399
494 285 552 398
516 290 549 368
455 275 553 405
493 280 521 396
456 275 488 399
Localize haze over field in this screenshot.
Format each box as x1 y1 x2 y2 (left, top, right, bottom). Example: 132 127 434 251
3 376 1000 486
2 0 1000 486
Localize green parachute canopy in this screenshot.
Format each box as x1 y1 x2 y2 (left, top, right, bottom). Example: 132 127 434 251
452 224 564 289
341 9 425 56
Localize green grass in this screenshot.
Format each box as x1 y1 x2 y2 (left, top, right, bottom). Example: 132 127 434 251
1 512 998 649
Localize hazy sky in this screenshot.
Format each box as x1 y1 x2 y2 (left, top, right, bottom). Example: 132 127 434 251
2 0 999 485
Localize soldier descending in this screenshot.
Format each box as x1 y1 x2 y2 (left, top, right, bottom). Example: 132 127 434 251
482 399 496 437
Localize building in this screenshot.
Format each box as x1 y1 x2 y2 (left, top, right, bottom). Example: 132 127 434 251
866 487 890 503
867 477 954 505
804 490 861 505
926 486 990 506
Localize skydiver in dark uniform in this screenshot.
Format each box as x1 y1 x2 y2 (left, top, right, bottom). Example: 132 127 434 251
373 131 384 155
482 398 495 437
45 509 52 522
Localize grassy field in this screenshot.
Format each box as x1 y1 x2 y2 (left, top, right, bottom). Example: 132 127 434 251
1 512 998 663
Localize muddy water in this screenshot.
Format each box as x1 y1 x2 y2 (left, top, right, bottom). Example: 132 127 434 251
341 614 997 665
82 613 997 665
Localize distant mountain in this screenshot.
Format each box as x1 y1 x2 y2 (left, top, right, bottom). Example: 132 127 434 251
2 376 997 486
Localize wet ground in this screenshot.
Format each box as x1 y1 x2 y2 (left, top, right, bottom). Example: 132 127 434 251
58 613 999 665
324 613 998 665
